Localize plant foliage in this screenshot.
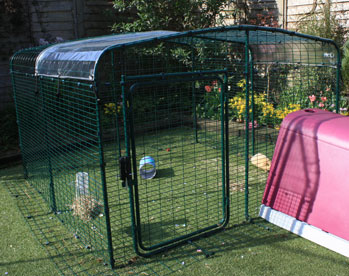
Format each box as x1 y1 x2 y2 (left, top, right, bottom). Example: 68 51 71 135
112 0 235 32
296 3 346 48
342 40 349 92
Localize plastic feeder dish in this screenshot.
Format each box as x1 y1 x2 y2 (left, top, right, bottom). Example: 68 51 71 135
139 156 156 179
75 172 89 197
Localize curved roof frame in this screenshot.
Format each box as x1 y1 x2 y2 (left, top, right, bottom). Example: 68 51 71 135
34 25 340 81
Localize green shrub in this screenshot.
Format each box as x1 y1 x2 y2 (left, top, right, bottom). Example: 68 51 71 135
111 0 236 32
342 41 349 92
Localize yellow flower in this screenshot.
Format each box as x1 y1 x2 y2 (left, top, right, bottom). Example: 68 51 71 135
237 79 246 88
104 103 117 115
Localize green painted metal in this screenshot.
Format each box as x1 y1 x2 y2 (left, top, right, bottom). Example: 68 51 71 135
124 70 228 81
111 51 122 157
223 73 230 222
191 49 198 144
10 50 30 179
124 72 229 256
94 83 116 268
121 75 130 158
244 30 250 221
10 26 342 270
220 74 228 221
336 48 341 113
250 50 255 156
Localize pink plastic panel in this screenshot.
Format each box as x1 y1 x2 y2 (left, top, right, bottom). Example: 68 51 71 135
262 109 349 241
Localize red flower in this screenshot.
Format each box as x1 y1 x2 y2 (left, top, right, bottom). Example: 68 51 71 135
244 120 259 130
321 96 327 102
205 85 212 93
309 95 316 102
319 102 325 108
166 148 170 152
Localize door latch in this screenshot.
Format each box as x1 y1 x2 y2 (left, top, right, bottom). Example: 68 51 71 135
119 156 131 187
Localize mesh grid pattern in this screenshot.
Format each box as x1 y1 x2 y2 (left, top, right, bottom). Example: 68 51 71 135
10 26 340 270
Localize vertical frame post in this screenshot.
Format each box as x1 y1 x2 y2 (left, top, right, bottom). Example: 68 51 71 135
335 46 341 113
111 51 122 157
121 75 140 255
10 53 28 179
244 31 250 221
220 74 226 218
94 82 115 268
223 72 230 220
123 71 229 257
42 78 57 212
191 48 198 143
249 48 255 156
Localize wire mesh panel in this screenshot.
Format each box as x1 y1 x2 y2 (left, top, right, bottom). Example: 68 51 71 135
11 51 114 265
11 47 53 206
38 78 113 260
10 25 342 270
124 73 229 255
245 32 339 219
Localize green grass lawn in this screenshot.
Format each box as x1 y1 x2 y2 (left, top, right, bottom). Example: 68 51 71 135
0 168 57 276
1 125 349 275
1 164 349 276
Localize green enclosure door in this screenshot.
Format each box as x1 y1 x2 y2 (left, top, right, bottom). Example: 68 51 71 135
122 72 229 256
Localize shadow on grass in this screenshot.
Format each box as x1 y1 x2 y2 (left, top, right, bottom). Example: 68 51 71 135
155 168 175 178
2 166 347 276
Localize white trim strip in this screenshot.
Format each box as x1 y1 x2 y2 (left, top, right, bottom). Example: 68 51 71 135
259 204 349 258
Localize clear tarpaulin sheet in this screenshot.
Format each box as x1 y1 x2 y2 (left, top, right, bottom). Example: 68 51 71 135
35 31 179 80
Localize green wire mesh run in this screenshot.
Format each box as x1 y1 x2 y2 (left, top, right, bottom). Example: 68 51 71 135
3 165 295 276
10 26 341 270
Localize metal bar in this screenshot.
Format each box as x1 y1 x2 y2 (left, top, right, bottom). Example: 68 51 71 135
224 73 230 223
128 179 140 256
134 225 225 258
244 30 250 221
220 75 226 219
94 83 115 268
182 25 340 45
121 75 130 157
103 25 338 56
191 48 198 143
111 51 122 157
220 71 230 224
121 74 141 256
40 76 57 213
192 35 245 46
127 75 230 255
124 69 228 81
126 84 144 253
335 48 341 113
250 49 255 156
128 75 228 94
42 77 57 213
10 53 28 179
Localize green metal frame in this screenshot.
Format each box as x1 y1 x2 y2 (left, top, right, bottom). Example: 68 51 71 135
244 31 250 221
121 70 230 256
94 82 116 267
10 25 342 269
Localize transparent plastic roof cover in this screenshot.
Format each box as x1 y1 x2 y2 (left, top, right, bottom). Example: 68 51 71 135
34 27 338 81
35 31 179 80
